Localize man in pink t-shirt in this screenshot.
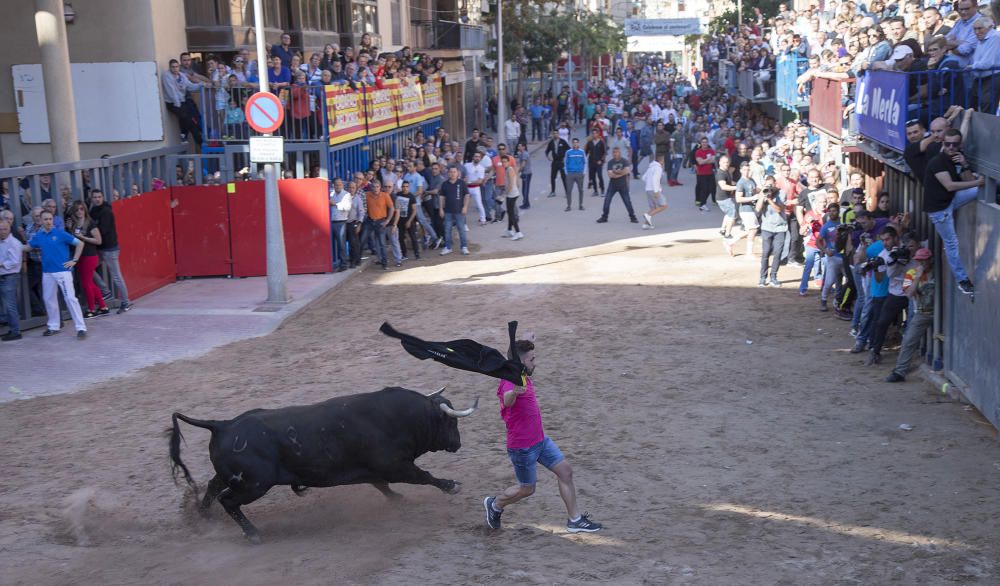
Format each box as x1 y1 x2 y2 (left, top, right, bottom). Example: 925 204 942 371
483 338 602 533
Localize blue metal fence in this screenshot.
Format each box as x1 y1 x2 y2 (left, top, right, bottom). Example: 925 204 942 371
776 54 809 111
855 68 1000 151
327 117 442 181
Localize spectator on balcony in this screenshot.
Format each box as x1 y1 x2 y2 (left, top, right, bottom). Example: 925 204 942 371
910 37 964 119
271 33 296 69
970 17 1000 112
320 43 340 70
885 17 907 46
302 53 324 85
924 127 983 295
944 0 982 67
859 27 894 71
922 7 952 51
162 59 203 145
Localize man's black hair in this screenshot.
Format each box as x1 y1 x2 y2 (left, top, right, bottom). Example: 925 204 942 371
514 340 535 357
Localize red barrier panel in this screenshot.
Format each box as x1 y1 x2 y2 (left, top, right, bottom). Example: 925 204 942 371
171 185 233 277
229 179 332 278
114 190 176 299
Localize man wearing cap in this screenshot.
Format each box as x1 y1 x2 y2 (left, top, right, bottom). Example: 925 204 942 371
886 248 935 382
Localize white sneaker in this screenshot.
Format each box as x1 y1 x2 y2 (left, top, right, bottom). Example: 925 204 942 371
461 247 470 255
440 247 453 256
464 224 470 232
699 204 710 212
512 232 524 241
502 229 514 238
641 224 651 230
643 212 653 228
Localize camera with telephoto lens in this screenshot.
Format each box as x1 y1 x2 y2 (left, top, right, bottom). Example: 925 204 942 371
861 255 885 272
888 245 911 265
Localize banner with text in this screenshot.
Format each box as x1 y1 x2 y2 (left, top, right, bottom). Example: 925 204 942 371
624 18 706 37
389 78 426 127
326 85 366 146
421 73 444 122
363 84 398 134
855 71 907 151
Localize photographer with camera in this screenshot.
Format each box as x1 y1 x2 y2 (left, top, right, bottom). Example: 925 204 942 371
924 127 983 296
866 229 919 366
886 248 935 383
757 178 788 288
848 212 891 343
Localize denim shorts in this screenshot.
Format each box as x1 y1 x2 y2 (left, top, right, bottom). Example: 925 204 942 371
507 436 564 486
718 198 737 218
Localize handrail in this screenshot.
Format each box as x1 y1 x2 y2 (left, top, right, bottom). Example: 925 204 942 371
0 145 188 179
776 54 809 111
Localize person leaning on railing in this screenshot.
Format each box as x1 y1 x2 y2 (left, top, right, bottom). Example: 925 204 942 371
970 17 1000 113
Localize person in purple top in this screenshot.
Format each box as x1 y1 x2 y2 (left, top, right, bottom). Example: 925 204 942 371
483 334 602 533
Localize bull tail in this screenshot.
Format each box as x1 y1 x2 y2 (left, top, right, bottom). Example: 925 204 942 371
168 412 222 497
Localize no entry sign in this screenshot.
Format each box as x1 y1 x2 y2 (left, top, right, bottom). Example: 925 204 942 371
244 92 285 134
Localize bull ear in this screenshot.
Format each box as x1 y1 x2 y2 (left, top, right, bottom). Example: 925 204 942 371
425 386 446 398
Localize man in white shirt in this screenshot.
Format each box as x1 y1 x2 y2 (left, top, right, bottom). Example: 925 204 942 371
463 152 490 225
503 113 521 147
640 156 668 229
0 219 24 340
329 178 352 272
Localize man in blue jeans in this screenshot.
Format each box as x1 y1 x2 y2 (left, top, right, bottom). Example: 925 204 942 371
437 167 470 256
923 127 984 296
89 189 132 313
0 219 24 341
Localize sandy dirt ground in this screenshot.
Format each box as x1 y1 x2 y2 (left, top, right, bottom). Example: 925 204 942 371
1 174 999 585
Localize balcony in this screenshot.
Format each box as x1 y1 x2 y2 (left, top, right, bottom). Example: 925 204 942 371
776 54 809 112
410 19 486 51
853 68 1000 152
808 77 854 141
737 68 775 103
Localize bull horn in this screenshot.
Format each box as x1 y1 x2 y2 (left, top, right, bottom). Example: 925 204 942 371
425 386 446 398
440 397 479 418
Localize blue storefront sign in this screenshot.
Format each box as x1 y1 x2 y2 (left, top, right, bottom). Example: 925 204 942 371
855 71 908 151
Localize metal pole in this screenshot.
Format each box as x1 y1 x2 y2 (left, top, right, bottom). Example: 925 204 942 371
34 0 80 165
738 0 743 26
253 0 289 303
496 0 506 146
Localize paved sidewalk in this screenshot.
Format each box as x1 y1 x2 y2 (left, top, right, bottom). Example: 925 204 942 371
1 272 351 402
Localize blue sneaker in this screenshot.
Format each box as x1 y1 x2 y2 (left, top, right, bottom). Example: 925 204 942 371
483 496 502 529
567 513 602 533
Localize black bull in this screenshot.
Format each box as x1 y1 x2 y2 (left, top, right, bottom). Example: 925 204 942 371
168 386 478 543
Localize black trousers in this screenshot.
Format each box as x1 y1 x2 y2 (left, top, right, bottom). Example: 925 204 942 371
870 293 908 354
346 221 362 266
601 183 636 220
587 161 604 193
695 174 715 205
550 162 567 194
398 221 421 258
506 198 520 232
166 98 203 144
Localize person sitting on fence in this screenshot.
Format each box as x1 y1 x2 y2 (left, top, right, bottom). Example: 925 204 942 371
922 127 984 296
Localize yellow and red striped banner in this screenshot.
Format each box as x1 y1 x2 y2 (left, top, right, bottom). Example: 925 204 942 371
326 85 366 146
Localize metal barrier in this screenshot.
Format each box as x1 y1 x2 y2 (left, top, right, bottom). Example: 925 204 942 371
200 85 329 145
327 118 442 181
737 68 775 102
0 145 187 333
855 68 1000 152
776 54 809 111
809 78 854 139
719 60 738 94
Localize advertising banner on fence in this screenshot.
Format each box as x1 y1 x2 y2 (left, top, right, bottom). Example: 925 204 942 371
391 78 426 127
363 84 398 134
421 73 444 122
326 85 366 146
855 71 907 151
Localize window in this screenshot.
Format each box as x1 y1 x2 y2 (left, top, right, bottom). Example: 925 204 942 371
351 0 378 34
321 0 338 30
391 0 401 45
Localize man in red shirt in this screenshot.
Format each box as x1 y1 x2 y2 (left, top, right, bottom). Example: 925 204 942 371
694 136 717 211
483 336 602 533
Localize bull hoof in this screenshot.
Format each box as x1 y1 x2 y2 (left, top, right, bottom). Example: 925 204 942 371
445 481 462 495
245 532 263 545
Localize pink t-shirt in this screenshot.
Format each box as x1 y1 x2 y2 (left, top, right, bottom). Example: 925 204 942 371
497 377 544 449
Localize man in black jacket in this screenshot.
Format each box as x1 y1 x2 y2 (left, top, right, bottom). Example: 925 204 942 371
584 129 606 197
463 129 482 163
89 190 131 313
544 130 570 198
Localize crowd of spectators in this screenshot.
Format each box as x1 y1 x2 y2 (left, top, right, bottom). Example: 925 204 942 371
162 32 448 144
706 0 1000 125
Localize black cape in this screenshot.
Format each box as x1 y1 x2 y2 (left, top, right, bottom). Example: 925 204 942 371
380 321 526 385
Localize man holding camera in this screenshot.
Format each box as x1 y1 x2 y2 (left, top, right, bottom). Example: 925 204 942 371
851 218 895 355
923 127 983 296
866 229 918 366
757 178 788 288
